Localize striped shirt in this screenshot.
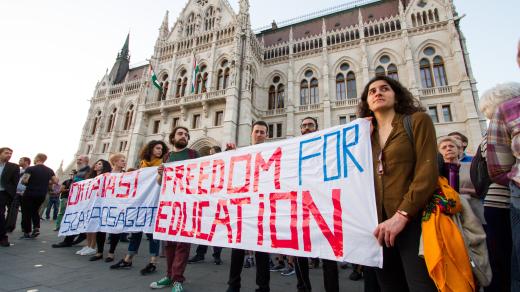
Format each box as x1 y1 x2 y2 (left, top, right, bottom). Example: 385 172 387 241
481 136 511 208
487 97 520 186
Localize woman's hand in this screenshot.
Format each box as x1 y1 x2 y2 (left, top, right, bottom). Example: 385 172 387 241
157 164 164 176
373 212 409 247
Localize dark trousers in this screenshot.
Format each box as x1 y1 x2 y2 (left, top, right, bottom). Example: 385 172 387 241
45 197 59 219
364 266 381 292
21 195 45 233
0 191 12 240
96 232 120 254
375 216 435 292
165 242 191 283
128 232 160 257
484 206 512 292
63 233 86 245
294 257 339 292
195 244 223 259
227 249 270 292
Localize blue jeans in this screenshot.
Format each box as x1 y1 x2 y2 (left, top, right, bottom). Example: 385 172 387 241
127 232 159 257
45 197 59 219
510 182 520 291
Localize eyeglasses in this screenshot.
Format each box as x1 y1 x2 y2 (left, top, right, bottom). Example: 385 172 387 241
300 123 316 129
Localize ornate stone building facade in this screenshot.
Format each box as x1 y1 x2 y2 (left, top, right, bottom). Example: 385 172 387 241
73 0 485 169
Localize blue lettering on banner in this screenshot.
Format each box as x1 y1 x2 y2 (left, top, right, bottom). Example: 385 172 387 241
107 207 117 227
323 131 341 182
342 125 363 177
125 207 136 227
298 137 322 186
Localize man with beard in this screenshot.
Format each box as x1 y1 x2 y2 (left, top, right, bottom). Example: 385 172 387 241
52 155 91 247
150 126 199 292
0 147 21 247
293 117 340 292
226 121 271 292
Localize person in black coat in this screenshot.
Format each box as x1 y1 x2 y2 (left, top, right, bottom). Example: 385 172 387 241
0 147 21 247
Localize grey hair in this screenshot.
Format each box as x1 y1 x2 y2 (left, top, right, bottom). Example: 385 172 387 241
437 136 462 150
479 82 520 119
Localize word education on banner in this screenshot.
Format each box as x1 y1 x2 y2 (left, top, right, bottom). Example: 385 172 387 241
59 167 160 236
154 119 382 267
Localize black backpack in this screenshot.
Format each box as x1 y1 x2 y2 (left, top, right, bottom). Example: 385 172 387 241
469 143 491 199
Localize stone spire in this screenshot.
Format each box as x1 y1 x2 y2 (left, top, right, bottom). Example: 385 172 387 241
238 0 250 32
159 11 169 39
108 34 130 85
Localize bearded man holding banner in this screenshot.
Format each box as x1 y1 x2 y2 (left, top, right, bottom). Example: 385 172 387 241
226 120 271 292
150 126 199 292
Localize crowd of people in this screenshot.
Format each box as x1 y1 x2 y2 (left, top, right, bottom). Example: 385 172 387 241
1 43 520 292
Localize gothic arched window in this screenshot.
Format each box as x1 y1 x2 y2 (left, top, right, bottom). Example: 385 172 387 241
217 59 230 90
195 64 208 94
336 73 346 100
300 80 309 105
205 6 216 31
310 78 319 104
91 111 101 135
346 72 357 99
420 46 448 88
186 13 196 37
123 105 134 130
176 70 187 97
107 108 117 133
300 69 319 105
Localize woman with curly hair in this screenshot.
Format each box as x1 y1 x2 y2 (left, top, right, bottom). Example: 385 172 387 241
110 140 168 275
358 76 438 292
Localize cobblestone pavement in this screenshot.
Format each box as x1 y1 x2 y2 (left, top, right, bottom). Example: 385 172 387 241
0 219 364 292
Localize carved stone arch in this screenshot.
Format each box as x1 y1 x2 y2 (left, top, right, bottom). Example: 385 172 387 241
371 48 404 69
189 137 220 156
263 70 287 88
296 63 321 81
213 54 232 72
332 57 360 74
158 69 170 81
174 65 188 77
414 39 451 60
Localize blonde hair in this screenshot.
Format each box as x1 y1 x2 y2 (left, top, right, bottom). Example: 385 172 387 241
437 136 462 150
479 82 520 119
34 153 48 163
109 153 126 167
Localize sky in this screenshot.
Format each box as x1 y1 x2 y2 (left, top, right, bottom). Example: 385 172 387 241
1 0 518 172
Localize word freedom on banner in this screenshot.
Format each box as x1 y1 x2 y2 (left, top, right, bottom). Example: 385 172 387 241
58 167 160 235
153 119 382 267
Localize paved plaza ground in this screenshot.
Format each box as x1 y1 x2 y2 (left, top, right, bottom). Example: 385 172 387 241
0 218 364 292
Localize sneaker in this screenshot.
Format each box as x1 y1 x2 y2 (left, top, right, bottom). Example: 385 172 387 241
110 259 132 269
280 266 295 276
349 270 363 281
20 233 33 240
150 277 172 289
31 229 40 238
171 282 183 292
187 254 204 264
140 263 157 275
76 246 88 255
80 247 97 256
270 263 285 272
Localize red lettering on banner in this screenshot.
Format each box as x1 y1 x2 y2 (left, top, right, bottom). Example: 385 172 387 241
227 154 252 194
269 191 298 250
78 183 85 202
104 174 116 198
185 163 197 194
173 165 185 194
253 147 282 192
195 201 210 240
208 199 232 243
302 189 343 257
197 161 211 194
210 159 225 194
116 172 131 198
180 202 196 238
89 177 100 199
162 167 174 195
132 169 139 197
155 201 172 233
257 193 265 246
68 183 79 206
230 197 251 243
168 202 183 235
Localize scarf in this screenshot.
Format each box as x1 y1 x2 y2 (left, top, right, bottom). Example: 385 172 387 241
139 158 162 169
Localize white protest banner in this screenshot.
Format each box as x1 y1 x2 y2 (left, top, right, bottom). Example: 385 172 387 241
153 119 383 267
58 167 160 236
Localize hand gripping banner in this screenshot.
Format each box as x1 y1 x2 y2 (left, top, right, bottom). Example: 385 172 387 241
153 119 382 267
